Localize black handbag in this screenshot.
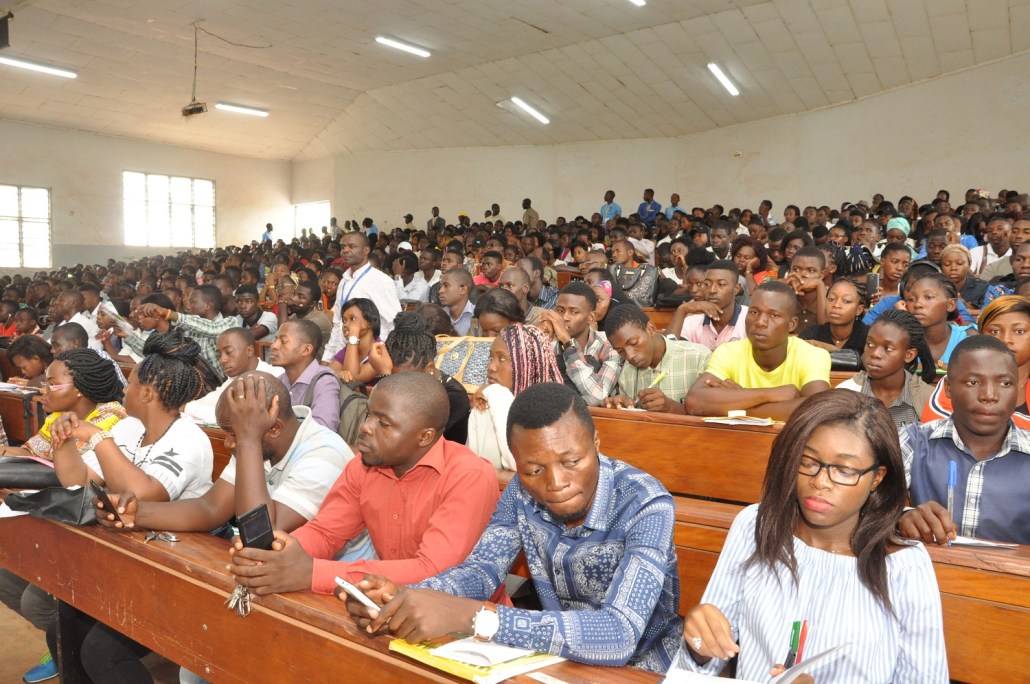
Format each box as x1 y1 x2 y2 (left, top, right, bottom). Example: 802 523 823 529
0 456 60 489
829 348 862 372
4 485 96 525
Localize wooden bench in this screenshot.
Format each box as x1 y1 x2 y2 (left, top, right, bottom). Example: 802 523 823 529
0 516 659 684
0 348 20 382
0 389 44 445
641 307 676 333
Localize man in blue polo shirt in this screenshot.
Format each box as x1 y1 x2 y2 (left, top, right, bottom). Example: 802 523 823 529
637 188 661 227
898 336 1030 545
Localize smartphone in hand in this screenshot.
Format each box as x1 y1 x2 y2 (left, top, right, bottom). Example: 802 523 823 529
90 479 122 524
237 503 275 550
335 576 379 610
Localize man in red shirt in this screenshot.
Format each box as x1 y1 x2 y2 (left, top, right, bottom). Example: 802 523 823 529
228 371 500 595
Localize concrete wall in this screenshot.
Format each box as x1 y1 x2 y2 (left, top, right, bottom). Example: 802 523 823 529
331 52 1028 231
0 119 292 272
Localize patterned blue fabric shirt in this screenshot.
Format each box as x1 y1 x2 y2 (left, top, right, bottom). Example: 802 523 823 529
413 454 683 673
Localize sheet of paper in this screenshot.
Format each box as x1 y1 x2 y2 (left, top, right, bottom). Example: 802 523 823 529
950 535 1018 549
702 416 775 426
770 644 849 683
662 646 761 683
432 637 535 667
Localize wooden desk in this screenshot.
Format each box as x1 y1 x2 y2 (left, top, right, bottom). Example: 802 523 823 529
640 307 675 333
588 408 778 504
0 348 19 382
0 388 43 445
0 516 658 684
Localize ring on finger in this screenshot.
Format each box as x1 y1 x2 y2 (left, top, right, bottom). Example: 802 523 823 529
690 636 703 650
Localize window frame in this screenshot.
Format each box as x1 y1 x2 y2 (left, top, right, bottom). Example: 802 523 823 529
0 183 53 269
122 170 216 248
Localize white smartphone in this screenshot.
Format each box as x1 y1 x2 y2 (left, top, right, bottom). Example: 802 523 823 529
335 576 379 610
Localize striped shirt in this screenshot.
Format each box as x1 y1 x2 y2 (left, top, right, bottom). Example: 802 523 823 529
900 418 1030 544
171 312 236 381
617 337 710 404
414 455 683 673
677 505 948 682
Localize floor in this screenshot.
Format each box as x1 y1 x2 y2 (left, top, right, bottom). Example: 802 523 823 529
0 602 179 683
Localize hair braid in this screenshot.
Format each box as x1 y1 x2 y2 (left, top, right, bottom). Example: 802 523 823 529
137 330 206 409
57 348 124 404
499 323 563 396
385 311 436 369
873 309 937 383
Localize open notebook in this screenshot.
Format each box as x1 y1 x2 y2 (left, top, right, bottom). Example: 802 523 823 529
664 644 848 683
390 636 564 684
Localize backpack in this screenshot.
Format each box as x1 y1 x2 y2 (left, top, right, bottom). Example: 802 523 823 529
301 367 369 448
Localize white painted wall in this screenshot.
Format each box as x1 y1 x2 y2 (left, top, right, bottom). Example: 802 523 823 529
332 52 1028 230
0 119 292 272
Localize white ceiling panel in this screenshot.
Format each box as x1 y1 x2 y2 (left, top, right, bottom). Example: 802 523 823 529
0 0 1023 160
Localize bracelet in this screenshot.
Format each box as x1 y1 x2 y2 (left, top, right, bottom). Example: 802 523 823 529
164 309 173 321
81 430 114 454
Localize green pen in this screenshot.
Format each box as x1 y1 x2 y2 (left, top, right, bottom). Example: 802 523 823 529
784 620 801 668
634 371 667 408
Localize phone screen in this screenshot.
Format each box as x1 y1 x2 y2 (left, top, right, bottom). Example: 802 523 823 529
237 503 274 550
90 480 122 523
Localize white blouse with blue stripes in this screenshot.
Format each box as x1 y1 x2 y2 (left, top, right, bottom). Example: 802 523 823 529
679 504 949 683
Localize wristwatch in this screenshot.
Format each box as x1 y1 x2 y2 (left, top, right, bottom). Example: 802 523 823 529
472 602 499 642
81 430 113 454
561 338 576 353
347 335 360 345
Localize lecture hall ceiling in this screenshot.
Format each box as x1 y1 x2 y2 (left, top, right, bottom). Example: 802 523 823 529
0 0 1026 160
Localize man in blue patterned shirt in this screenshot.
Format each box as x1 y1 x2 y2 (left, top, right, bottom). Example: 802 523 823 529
342 383 683 673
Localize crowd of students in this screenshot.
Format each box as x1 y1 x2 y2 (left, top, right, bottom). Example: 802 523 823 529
0 185 1028 682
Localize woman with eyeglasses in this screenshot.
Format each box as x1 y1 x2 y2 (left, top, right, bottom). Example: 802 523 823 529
677 389 948 682
0 347 126 460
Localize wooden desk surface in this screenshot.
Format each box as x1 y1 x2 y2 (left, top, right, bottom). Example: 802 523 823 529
0 516 659 684
0 388 43 444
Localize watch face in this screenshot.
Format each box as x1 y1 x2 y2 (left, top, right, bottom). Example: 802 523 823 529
474 608 500 639
347 336 359 345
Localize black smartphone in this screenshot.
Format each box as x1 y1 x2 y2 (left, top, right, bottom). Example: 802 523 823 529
90 479 122 524
237 503 274 550
866 272 880 295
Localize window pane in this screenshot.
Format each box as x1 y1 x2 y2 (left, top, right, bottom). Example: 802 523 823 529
123 172 146 201
147 175 169 204
194 180 214 207
124 200 148 246
195 206 215 248
0 219 19 267
170 203 193 246
148 201 170 247
0 186 18 217
21 188 50 219
170 177 193 205
22 220 50 268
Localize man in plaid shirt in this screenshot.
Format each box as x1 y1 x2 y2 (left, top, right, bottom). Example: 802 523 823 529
538 282 623 406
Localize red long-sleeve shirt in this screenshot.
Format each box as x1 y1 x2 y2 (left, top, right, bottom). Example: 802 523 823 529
291 438 500 594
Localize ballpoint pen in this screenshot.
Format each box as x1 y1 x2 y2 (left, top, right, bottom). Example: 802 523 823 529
634 371 667 408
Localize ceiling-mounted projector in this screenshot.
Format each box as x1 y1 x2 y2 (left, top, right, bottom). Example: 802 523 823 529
182 99 207 117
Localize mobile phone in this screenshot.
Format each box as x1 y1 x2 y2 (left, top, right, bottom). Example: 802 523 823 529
334 576 379 610
866 273 880 294
237 503 275 550
90 479 122 523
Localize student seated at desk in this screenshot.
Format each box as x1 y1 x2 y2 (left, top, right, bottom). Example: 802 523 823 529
5 333 53 388
537 281 623 406
665 259 748 350
467 323 564 469
227 373 500 597
903 272 976 372
344 384 684 673
836 310 937 430
0 347 126 683
677 390 947 682
270 319 341 432
328 297 382 386
95 372 356 684
182 327 278 425
602 303 710 414
899 336 1030 546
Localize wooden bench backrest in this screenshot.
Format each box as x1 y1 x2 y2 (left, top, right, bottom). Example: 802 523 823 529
0 348 18 382
588 407 778 504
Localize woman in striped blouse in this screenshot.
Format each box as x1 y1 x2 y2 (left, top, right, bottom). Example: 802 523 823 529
679 389 948 682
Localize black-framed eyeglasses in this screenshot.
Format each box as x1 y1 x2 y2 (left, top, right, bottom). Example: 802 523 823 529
798 456 880 487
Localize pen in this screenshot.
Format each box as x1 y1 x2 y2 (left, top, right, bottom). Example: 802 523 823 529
634 371 667 408
795 619 808 664
784 620 801 669
946 461 957 546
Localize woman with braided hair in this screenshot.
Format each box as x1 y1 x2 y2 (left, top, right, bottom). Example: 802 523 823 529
466 323 563 469
46 329 214 502
379 311 470 443
0 347 126 461
837 309 937 429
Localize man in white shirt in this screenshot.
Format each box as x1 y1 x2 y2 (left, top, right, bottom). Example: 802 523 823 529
970 215 1013 273
323 232 401 362
414 247 442 289
394 252 430 303
183 327 278 425
55 289 102 352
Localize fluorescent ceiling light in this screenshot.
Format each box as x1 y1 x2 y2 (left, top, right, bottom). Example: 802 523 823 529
510 96 550 125
0 54 77 79
627 0 646 6
215 102 269 117
375 36 430 58
707 63 739 96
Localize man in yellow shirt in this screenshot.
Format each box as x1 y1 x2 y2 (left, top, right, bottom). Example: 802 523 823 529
684 280 830 420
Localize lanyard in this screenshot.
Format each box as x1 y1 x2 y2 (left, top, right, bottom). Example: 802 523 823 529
340 263 372 306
